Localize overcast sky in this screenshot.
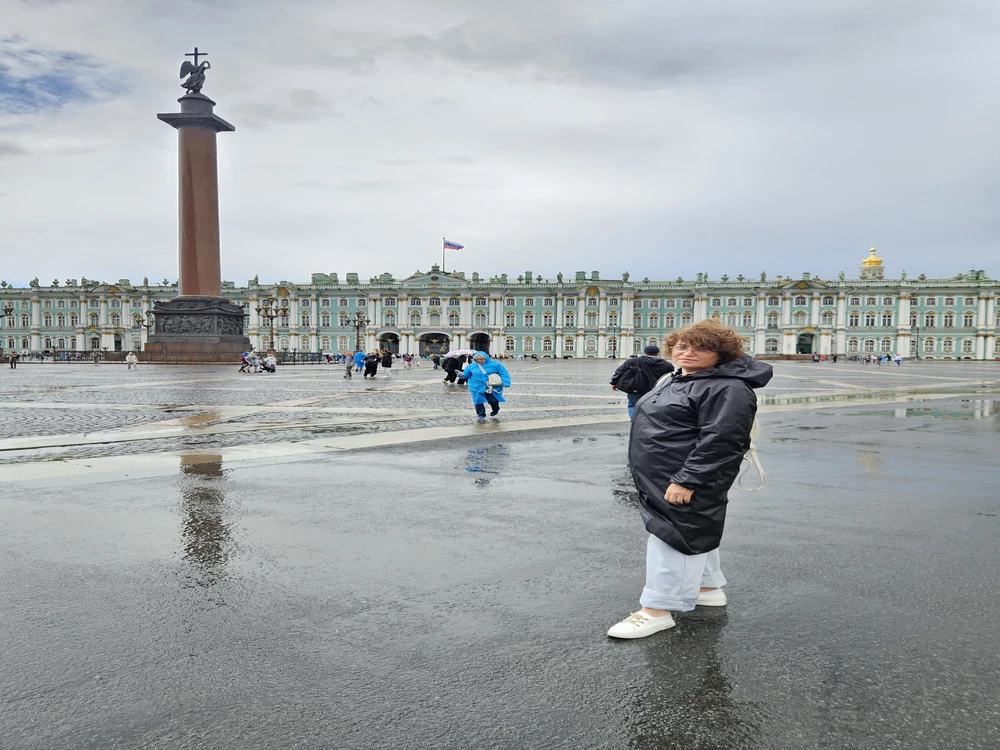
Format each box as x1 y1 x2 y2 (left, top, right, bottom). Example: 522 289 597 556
2 0 999 287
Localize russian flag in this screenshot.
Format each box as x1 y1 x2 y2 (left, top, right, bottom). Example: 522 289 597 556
443 239 464 250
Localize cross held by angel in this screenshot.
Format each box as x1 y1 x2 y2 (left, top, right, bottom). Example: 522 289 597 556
180 47 211 94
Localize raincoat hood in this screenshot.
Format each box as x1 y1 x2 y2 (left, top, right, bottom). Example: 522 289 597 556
675 355 772 389
472 351 493 363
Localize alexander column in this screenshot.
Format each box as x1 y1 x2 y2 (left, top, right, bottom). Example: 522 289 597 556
145 47 250 360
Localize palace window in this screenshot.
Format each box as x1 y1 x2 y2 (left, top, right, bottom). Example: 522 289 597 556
321 299 331 307
564 337 574 352
585 337 597 353
339 313 350 326
767 296 780 306
565 298 575 306
944 297 955 306
963 312 975 327
649 299 659 309
634 300 644 309
926 297 937 306
849 312 859 326
428 297 441 306
110 299 121 308
864 297 876 306
429 313 440 326
43 300 52 309
726 313 738 326
448 312 459 325
524 298 535 307
475 297 487 306
727 298 737 307
794 296 806 306
682 300 693 309
864 312 876 326
962 339 973 354
924 338 935 353
588 297 598 307
794 312 807 326
881 312 893 327
633 314 642 328
863 339 876 352
409 312 421 325
543 313 554 326
506 298 516 307
711 298 721 307
523 337 534 352
544 298 555 307
70 301 78 308
57 314 66 327
339 298 349 307
741 312 755 327
608 312 618 326
821 312 833 325
847 338 859 353
89 299 99 308
565 313 575 327
506 313 516 326
70 314 78 326
409 298 421 306
301 314 310 326
586 312 598 326
942 338 954 353
943 313 954 328
385 313 396 326
681 313 692 325
910 312 918 326
822 296 834 306
43 313 52 326
849 297 860 306
88 313 98 327
879 338 891 353
882 296 893 305
649 314 659 328
321 313 330 326
964 297 976 306
664 299 676 308
664 314 676 328
475 312 487 327
767 313 779 329
743 297 755 307
280 299 290 309
57 338 66 349
765 338 779 353
338 336 349 350
384 298 396 306
448 297 460 306
542 337 553 352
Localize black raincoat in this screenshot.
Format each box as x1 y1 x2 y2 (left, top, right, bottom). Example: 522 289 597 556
628 356 773 555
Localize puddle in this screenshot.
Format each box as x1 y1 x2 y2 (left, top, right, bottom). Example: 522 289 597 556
760 387 1000 407
843 401 996 420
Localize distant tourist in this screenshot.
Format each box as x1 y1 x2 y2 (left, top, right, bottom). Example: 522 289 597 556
8 351 18 369
343 351 354 379
403 353 414 369
125 351 139 370
610 344 675 419
608 320 772 640
239 352 251 373
442 354 464 385
431 354 442 370
261 354 277 373
381 349 393 377
353 350 365 373
465 351 511 423
363 351 380 379
893 354 903 366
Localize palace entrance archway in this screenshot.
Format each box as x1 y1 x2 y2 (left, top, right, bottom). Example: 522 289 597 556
417 333 450 356
378 332 400 354
469 333 490 354
796 333 814 354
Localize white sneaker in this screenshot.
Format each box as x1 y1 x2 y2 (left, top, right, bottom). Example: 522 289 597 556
696 589 727 607
607 611 676 639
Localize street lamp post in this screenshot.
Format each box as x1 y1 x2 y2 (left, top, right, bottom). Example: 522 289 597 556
608 322 620 359
2 302 12 359
352 309 370 353
255 296 279 355
912 324 921 361
133 311 154 350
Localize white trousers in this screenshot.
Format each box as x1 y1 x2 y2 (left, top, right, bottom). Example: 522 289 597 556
640 534 727 612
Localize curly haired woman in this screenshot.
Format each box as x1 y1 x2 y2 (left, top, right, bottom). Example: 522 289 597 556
608 320 773 639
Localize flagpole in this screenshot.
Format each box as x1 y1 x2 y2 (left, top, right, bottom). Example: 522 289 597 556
441 236 445 273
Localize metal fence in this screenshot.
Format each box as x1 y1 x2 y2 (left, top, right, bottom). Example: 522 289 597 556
4 350 330 365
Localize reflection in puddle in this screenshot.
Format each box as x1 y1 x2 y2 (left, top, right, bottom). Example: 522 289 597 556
846 400 997 421
179 454 234 591
857 449 883 475
625 612 765 748
464 445 509 487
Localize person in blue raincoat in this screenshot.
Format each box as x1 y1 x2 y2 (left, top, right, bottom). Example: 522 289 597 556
464 351 511 422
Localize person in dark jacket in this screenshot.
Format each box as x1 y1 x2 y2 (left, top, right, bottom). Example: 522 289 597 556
363 351 379 379
608 320 772 639
442 355 464 384
380 349 393 377
610 345 675 418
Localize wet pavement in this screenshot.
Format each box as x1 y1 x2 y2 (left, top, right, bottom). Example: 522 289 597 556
2 361 1000 748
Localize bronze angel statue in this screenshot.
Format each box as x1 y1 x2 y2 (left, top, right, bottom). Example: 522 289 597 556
180 59 211 94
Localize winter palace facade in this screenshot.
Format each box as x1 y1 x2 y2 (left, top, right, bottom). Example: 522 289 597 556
2 249 997 360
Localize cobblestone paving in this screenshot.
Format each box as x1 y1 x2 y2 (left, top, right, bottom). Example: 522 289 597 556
0 359 995 464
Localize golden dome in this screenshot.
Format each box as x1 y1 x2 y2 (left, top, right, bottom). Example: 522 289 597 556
862 247 883 267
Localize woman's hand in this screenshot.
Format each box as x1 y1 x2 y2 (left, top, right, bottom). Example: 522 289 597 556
664 483 694 505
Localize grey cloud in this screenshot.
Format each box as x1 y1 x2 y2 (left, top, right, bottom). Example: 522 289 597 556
231 87 337 125
0 142 28 157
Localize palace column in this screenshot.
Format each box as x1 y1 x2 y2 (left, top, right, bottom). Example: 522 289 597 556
835 292 847 355
30 296 41 351
896 294 911 358
754 293 767 354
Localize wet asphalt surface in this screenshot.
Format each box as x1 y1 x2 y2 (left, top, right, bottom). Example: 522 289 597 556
3 390 1000 749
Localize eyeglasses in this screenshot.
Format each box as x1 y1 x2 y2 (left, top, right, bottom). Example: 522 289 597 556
671 343 714 354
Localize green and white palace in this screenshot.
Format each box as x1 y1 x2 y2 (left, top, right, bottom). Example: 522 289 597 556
2 248 997 360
